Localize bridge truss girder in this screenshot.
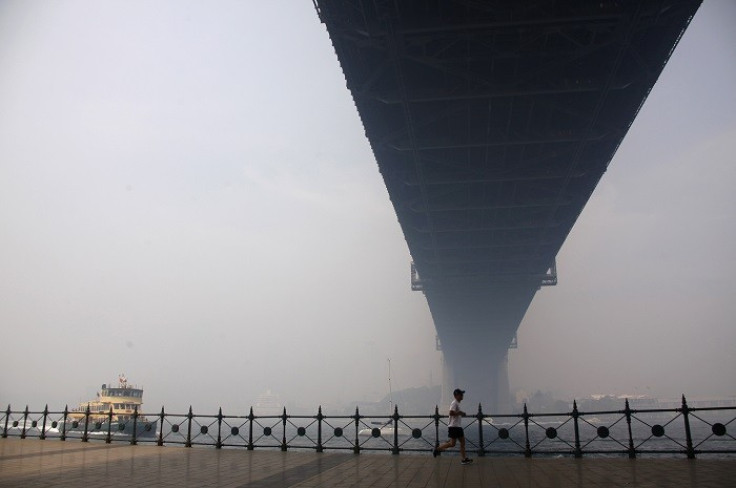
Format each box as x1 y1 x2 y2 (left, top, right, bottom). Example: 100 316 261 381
315 0 701 405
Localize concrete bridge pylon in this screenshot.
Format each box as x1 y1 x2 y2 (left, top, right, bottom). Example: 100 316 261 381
440 338 512 414
427 281 536 414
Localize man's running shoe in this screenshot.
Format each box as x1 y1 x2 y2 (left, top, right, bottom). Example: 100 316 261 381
461 458 473 465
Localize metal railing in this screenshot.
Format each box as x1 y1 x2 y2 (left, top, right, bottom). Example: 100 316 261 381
2 396 734 458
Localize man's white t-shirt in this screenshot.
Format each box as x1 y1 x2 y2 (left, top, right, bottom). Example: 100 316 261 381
448 399 462 427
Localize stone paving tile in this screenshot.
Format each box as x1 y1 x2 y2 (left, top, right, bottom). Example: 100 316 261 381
1 438 734 487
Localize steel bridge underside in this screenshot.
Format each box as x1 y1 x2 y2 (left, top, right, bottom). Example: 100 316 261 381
314 0 701 408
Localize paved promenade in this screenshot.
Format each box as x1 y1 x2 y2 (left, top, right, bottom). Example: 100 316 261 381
1 438 733 487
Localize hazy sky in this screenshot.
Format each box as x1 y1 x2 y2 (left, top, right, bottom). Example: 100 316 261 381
1 0 734 414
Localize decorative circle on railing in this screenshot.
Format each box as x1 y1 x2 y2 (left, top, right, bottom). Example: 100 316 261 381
651 425 665 437
371 427 381 438
200 426 208 435
712 423 726 436
334 427 343 437
498 428 509 439
171 424 180 433
231 427 239 436
545 427 557 439
31 420 38 428
12 421 18 427
264 427 272 436
597 426 610 439
412 428 422 439
297 427 306 436
51 421 58 428
72 421 79 428
118 423 126 431
145 423 152 432
94 422 102 430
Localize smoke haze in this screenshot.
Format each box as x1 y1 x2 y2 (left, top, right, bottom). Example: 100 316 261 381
0 0 734 414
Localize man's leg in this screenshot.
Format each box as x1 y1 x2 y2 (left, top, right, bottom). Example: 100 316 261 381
434 434 458 456
437 438 456 452
459 436 473 464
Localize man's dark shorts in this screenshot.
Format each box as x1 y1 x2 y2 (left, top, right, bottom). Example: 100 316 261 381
448 427 464 439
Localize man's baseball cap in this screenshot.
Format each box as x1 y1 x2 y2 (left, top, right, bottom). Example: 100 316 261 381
453 388 465 396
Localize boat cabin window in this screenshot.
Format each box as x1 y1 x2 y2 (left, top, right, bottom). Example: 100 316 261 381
103 389 142 398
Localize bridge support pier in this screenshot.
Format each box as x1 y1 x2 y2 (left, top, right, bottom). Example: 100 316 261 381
440 345 511 413
427 284 532 414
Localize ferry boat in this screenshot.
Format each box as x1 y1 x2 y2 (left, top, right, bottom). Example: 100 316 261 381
63 374 157 438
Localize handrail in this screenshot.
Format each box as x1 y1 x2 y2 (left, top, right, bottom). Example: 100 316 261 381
2 396 734 458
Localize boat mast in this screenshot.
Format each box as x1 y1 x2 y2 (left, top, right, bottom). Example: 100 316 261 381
387 358 393 412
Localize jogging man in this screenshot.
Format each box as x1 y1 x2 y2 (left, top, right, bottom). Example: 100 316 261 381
433 388 472 465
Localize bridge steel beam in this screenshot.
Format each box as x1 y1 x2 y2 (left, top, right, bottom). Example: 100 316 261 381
315 0 702 409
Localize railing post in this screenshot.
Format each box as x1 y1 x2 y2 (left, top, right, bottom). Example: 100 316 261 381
185 406 193 448
477 403 485 457
61 405 68 441
624 398 636 459
39 405 48 440
353 407 360 454
157 407 165 446
21 405 29 439
523 403 531 458
131 405 139 446
281 407 288 451
247 407 254 450
682 395 695 459
433 405 440 450
40 405 49 440
392 404 399 455
105 406 113 444
82 405 90 442
572 400 582 458
316 406 323 453
216 407 223 449
2 405 9 438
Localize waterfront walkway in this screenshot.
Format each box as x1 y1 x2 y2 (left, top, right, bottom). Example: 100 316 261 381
1 438 733 487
